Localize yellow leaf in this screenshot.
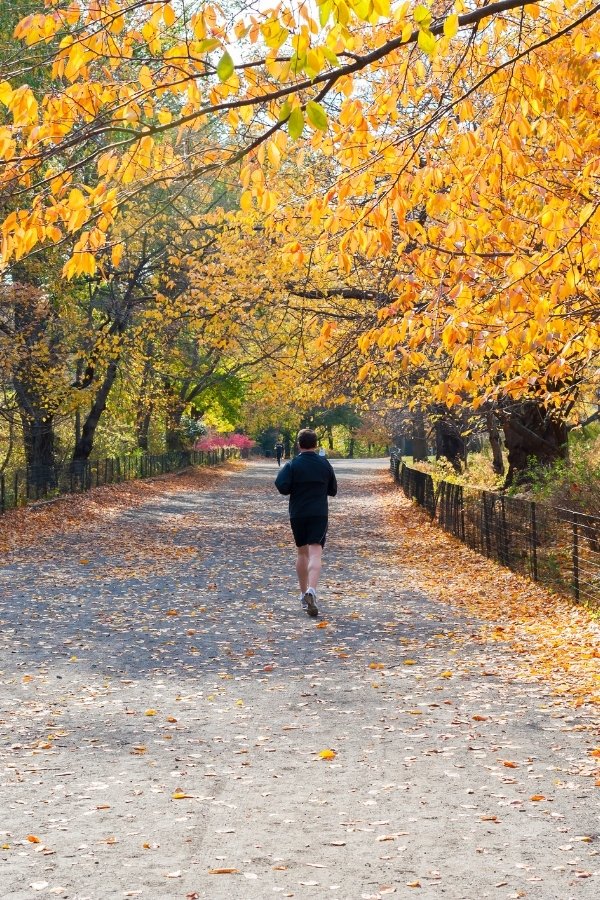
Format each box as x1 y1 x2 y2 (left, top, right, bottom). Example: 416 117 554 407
319 749 336 759
145 709 157 716
403 659 416 665
163 4 176 27
172 791 193 799
443 14 459 39
0 81 13 105
111 244 123 267
417 29 436 54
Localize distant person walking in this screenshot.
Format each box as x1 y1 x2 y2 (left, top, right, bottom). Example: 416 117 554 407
275 428 337 617
275 440 284 467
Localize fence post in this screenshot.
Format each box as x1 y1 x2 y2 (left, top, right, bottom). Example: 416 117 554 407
482 492 492 557
572 512 580 602
530 501 538 581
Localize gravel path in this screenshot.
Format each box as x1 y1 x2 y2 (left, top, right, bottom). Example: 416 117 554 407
0 459 598 900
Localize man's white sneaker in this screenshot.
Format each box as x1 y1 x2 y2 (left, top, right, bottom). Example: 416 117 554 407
303 589 318 617
299 592 307 608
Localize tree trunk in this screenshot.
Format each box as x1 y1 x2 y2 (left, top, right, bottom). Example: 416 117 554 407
283 430 292 459
20 409 56 488
486 411 505 476
412 408 428 462
165 401 186 451
72 359 119 462
13 380 56 490
326 424 334 451
501 402 568 486
135 353 153 451
434 416 464 472
136 405 152 452
348 437 355 458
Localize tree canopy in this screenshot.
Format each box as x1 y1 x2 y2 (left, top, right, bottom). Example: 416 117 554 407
1 1 599 478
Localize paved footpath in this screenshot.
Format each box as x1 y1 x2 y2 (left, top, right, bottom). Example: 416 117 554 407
0 460 598 900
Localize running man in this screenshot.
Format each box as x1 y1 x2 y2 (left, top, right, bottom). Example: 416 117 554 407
274 440 284 467
275 428 337 617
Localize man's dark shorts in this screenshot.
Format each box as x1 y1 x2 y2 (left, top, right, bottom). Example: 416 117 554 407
290 516 328 548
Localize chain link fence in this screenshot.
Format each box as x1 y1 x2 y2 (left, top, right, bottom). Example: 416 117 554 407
0 448 240 514
391 455 600 607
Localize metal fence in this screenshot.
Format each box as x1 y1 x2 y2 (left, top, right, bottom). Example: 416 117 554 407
391 456 600 607
0 448 238 514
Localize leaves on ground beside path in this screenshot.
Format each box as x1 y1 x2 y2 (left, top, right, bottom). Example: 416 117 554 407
0 462 243 556
381 479 600 709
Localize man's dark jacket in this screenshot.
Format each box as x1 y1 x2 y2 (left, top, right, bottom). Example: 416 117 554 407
275 451 337 518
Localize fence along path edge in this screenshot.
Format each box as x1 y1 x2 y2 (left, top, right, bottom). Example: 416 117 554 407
391 455 600 608
0 448 241 514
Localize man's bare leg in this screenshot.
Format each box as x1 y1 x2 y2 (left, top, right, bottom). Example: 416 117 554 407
307 544 322 593
295 545 323 616
296 545 309 594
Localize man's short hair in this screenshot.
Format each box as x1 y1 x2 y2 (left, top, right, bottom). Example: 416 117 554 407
297 428 317 449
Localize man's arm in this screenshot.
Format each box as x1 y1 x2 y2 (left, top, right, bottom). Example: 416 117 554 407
327 465 337 497
275 461 292 495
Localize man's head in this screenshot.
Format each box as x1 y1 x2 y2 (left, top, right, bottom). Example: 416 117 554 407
297 428 318 450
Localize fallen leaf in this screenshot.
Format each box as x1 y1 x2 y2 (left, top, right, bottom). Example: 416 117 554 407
316 621 329 628
209 868 239 874
145 709 157 716
319 749 336 760
530 794 546 801
406 882 421 888
26 835 41 843
502 761 519 768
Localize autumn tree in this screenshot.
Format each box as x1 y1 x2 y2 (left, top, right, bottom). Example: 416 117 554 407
1 1 599 483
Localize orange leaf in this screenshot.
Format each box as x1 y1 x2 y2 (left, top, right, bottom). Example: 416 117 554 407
209 868 239 874
26 835 40 843
316 621 329 628
502 761 519 768
530 794 546 801
472 715 488 721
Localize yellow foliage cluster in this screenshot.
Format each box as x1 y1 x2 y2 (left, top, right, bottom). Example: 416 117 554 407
0 1 599 408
